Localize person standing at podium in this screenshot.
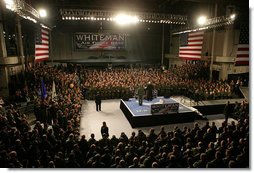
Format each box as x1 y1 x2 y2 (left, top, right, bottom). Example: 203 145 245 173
146 81 154 101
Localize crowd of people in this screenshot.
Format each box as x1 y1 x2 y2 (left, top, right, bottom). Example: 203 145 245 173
0 63 249 168
0 97 249 168
171 61 210 80
81 63 234 101
30 65 82 127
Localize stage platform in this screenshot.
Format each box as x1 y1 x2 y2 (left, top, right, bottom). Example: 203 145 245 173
120 97 198 128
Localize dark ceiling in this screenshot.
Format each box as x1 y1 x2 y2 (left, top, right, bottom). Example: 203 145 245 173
23 0 249 29
26 0 249 15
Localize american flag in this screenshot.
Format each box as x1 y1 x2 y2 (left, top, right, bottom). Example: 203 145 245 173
235 24 249 66
35 27 49 62
179 31 204 60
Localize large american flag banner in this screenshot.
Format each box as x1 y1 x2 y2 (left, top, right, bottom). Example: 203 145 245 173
179 31 204 60
235 24 249 66
35 27 49 62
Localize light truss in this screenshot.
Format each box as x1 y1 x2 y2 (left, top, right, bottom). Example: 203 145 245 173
60 9 187 25
172 15 235 35
4 0 40 23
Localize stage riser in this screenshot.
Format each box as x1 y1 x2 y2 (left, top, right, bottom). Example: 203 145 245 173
120 100 196 128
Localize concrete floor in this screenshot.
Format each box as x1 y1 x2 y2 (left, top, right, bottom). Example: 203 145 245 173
80 98 236 140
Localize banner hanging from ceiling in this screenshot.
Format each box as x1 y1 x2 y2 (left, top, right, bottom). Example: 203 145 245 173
73 33 126 50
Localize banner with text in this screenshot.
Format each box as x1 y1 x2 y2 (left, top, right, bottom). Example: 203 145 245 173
74 33 126 50
151 103 179 115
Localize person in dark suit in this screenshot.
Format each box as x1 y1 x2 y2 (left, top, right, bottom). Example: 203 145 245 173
100 121 109 138
146 81 154 101
95 92 102 111
223 101 231 124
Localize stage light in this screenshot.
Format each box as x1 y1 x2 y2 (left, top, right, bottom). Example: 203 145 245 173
4 0 15 11
114 13 139 25
230 13 236 20
197 16 207 25
38 8 47 18
115 14 128 25
133 16 139 23
4 0 14 5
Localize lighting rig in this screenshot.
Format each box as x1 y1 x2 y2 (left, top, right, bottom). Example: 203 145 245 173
60 9 187 25
172 14 236 35
3 0 40 23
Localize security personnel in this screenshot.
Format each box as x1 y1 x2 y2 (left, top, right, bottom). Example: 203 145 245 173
95 92 102 111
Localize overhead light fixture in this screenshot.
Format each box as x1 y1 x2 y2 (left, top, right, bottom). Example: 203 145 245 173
4 0 15 11
230 13 236 20
38 8 47 18
114 13 139 25
197 16 207 26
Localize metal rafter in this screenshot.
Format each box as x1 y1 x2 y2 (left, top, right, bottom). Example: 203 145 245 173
60 8 187 24
16 0 40 19
172 14 235 34
4 0 51 28
4 0 40 23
